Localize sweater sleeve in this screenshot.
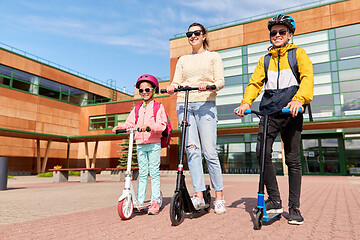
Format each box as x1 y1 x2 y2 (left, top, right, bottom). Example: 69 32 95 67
171 56 183 87
148 104 167 133
241 56 265 106
120 108 136 129
213 52 225 91
292 48 314 105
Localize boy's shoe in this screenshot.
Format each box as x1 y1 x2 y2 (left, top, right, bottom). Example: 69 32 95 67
288 207 304 225
265 199 284 214
191 195 205 210
214 199 226 215
148 200 160 215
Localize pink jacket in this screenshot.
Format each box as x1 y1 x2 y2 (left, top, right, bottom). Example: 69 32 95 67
121 100 167 145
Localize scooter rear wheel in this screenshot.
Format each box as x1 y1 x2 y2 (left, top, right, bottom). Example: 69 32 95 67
204 189 211 213
118 196 133 220
254 211 263 230
170 192 184 226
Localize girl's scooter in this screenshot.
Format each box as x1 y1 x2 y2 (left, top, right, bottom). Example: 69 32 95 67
236 108 302 230
160 85 215 226
115 128 163 220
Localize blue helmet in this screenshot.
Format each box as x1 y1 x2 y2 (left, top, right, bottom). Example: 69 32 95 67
268 14 296 33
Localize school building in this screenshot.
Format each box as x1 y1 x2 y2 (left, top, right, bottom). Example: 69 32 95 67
1 0 359 176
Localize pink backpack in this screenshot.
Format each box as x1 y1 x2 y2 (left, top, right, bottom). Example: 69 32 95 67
134 101 172 148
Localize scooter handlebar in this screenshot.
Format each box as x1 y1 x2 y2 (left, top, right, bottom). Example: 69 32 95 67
235 108 302 116
115 127 151 134
160 85 216 93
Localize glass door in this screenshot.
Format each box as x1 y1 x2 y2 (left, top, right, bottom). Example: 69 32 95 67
301 133 346 175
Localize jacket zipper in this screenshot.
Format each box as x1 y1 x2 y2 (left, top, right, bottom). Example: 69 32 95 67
277 49 281 89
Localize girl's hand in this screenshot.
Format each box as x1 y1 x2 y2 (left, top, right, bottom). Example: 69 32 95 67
198 82 208 91
166 85 176 95
112 126 122 133
234 103 250 117
285 100 303 117
139 125 151 132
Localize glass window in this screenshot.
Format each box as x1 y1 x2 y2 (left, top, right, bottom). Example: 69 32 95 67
314 84 332 95
308 52 330 64
293 30 328 45
339 69 360 82
313 62 331 74
89 116 106 130
13 69 33 83
39 78 61 91
12 79 31 92
218 47 242 59
302 41 329 54
0 76 11 86
340 80 360 92
336 35 360 49
314 73 332 85
222 56 242 68
217 104 241 115
338 58 360 70
216 94 242 106
225 75 242 85
217 84 243 96
337 46 360 60
224 66 242 77
312 94 334 106
0 65 12 77
247 41 269 54
336 24 360 38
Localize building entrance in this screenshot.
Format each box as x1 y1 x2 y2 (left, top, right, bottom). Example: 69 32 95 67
301 133 346 175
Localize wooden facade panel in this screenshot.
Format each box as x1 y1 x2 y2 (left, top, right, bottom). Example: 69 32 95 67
0 49 42 76
0 116 36 130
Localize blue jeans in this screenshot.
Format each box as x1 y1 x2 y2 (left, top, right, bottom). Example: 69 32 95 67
177 101 223 192
136 143 161 203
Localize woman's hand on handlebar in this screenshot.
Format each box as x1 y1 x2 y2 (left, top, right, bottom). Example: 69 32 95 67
139 125 151 132
166 85 176 95
112 126 123 133
234 103 250 117
285 100 303 117
198 82 208 91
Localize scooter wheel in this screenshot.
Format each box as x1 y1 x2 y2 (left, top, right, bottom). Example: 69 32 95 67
254 211 263 230
118 196 133 220
170 192 184 226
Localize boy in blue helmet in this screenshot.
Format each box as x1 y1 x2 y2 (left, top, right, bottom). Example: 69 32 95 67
235 14 314 225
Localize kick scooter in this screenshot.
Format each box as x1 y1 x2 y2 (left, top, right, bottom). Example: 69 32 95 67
115 128 163 220
236 108 302 230
160 85 215 226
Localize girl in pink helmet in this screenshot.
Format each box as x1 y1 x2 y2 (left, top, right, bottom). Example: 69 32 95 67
112 74 168 215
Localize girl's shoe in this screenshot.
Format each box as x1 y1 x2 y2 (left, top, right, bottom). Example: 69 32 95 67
214 199 226 214
148 200 160 215
191 195 205 210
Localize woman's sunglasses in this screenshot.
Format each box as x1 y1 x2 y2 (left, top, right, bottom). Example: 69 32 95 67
270 29 287 37
139 88 153 93
186 30 203 38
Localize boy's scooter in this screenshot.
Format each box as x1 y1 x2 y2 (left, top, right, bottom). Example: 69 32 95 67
115 128 163 220
236 108 302 230
160 85 215 226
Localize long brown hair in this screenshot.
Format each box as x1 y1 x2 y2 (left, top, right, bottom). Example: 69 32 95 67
188 22 209 50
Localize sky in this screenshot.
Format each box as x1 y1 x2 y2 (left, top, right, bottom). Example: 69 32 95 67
0 0 318 95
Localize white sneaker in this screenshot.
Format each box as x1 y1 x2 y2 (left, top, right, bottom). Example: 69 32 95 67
214 199 226 214
191 195 205 209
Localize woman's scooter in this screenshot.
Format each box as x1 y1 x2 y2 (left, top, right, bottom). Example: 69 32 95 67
160 85 215 226
115 128 163 220
236 108 302 230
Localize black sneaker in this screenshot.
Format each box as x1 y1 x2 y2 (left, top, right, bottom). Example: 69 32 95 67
265 199 283 214
288 207 304 225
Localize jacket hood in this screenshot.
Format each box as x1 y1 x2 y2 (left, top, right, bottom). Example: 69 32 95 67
269 43 298 57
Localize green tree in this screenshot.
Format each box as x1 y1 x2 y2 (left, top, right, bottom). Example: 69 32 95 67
117 139 138 168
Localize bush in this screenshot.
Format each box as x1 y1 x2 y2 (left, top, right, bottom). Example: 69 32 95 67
36 171 81 177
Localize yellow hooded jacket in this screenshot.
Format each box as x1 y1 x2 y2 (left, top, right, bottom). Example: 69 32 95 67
241 43 314 114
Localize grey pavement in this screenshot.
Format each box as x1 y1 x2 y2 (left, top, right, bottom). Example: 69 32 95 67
1 173 359 239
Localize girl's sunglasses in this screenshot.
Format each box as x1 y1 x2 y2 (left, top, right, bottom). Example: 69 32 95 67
139 88 153 93
270 29 287 37
186 30 203 38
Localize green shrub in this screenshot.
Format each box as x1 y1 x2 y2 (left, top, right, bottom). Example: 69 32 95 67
36 171 80 177
8 175 14 178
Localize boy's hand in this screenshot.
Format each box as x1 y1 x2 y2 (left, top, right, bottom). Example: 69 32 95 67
285 100 303 117
234 103 250 117
139 125 150 132
112 126 122 133
166 85 176 95
198 82 208 91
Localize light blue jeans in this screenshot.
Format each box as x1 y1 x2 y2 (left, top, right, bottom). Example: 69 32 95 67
136 143 161 203
176 101 223 193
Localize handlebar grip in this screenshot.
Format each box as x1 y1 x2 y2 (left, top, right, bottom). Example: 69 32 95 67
282 108 303 114
160 89 167 94
234 109 251 115
206 85 216 90
115 129 127 134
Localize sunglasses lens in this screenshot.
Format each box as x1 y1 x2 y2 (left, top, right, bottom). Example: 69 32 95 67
145 88 151 93
270 31 277 37
139 89 143 93
194 30 202 36
186 32 193 38
279 30 287 36
270 30 287 37
186 30 202 38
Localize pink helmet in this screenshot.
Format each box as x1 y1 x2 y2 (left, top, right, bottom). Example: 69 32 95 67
136 74 159 94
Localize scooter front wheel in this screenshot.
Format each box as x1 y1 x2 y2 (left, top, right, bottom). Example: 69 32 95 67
118 196 133 220
170 192 184 226
254 211 263 230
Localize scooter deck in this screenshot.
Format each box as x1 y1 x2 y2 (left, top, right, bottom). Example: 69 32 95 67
194 203 210 211
134 201 151 211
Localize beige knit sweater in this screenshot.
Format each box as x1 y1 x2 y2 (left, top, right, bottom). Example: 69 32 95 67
171 51 225 103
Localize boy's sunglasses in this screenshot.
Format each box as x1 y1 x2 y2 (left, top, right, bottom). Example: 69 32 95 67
186 30 203 38
270 29 287 37
139 88 153 93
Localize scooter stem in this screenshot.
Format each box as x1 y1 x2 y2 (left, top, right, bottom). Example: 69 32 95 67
125 129 134 190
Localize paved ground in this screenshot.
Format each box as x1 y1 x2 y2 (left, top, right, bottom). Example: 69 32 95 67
1 173 359 239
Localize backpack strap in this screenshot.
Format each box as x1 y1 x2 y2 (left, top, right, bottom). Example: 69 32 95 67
288 48 300 84
263 53 271 83
153 101 161 122
134 103 142 124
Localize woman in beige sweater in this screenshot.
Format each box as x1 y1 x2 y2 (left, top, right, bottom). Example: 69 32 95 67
166 23 226 214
